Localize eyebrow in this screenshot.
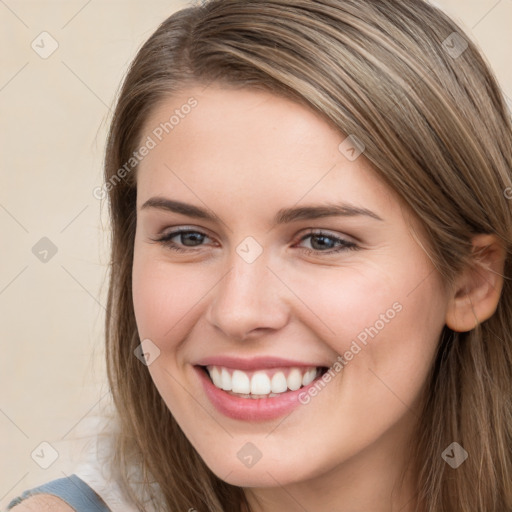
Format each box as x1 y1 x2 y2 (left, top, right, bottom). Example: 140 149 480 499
140 197 384 225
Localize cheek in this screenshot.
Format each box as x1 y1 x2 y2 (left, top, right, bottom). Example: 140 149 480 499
370 278 446 390
132 251 209 343
131 250 205 416
290 259 446 389
283 260 407 347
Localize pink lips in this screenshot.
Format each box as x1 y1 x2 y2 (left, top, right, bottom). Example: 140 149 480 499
194 356 327 422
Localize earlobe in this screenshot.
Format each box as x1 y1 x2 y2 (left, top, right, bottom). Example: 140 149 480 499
445 234 506 332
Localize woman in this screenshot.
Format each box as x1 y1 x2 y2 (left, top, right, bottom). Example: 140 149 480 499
7 0 512 510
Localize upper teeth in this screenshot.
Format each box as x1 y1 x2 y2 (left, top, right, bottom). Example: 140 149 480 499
206 366 319 395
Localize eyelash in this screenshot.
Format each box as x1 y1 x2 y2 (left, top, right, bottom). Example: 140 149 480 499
152 228 359 255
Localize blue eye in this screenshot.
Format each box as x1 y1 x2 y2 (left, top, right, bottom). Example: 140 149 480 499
296 232 358 254
152 228 358 255
154 229 212 253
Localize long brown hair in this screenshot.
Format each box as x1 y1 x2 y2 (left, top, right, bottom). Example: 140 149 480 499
103 1 512 510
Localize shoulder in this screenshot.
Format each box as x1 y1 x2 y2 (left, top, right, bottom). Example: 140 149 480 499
7 493 75 511
6 474 111 512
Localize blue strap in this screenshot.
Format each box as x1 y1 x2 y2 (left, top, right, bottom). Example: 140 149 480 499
6 474 111 511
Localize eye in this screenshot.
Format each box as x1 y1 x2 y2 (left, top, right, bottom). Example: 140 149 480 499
294 230 358 255
151 228 359 255
152 228 213 253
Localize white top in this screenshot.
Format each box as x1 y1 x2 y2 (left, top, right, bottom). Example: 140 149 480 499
70 415 158 512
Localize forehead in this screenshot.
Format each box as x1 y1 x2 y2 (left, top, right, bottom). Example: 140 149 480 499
135 85 400 220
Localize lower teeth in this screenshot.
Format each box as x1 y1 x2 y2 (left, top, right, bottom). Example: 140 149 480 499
227 390 294 399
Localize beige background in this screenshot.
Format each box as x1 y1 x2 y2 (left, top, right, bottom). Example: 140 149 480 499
1 0 511 506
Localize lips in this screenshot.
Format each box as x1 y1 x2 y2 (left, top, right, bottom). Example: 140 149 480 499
193 356 330 421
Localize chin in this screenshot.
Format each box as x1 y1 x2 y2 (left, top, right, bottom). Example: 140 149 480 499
194 442 320 488
212 463 302 488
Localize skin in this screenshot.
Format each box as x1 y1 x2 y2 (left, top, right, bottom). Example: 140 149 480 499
10 495 75 511
130 84 505 512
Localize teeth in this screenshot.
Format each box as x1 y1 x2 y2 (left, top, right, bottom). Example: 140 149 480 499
302 368 317 386
287 368 303 391
220 368 232 391
271 372 288 393
251 372 271 395
232 370 250 394
210 366 222 388
205 365 320 397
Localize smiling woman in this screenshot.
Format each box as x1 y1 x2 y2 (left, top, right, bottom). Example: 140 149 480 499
7 0 512 511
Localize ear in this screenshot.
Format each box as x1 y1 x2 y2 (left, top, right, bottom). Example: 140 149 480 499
445 234 506 332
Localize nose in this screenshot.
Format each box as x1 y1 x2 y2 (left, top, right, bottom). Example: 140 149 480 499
205 249 290 341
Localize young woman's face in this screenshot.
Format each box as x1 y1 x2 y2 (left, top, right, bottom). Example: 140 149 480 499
132 84 449 492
